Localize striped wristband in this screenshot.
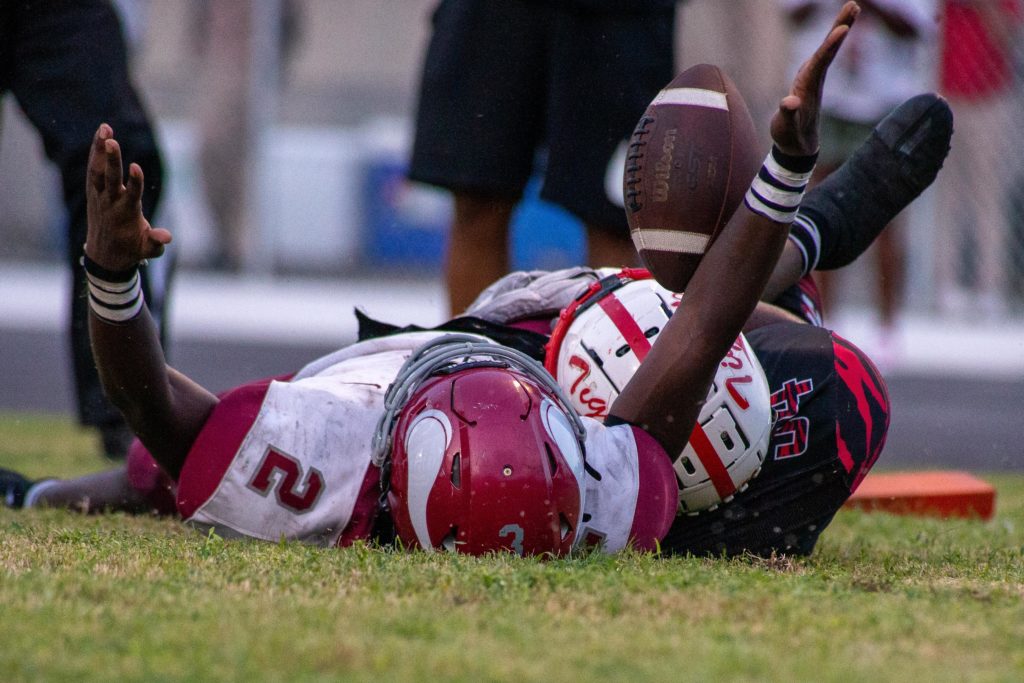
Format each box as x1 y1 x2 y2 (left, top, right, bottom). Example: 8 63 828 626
788 212 823 276
744 146 817 224
82 253 144 323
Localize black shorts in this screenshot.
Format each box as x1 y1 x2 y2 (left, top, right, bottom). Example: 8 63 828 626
408 0 676 232
661 321 891 557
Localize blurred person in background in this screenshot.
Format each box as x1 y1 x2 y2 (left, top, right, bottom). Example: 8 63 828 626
408 0 681 315
935 0 1023 317
192 0 302 272
1009 32 1024 308
676 0 791 145
781 0 937 366
0 0 167 460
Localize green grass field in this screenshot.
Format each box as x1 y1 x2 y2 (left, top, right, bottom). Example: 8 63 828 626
2 413 1023 682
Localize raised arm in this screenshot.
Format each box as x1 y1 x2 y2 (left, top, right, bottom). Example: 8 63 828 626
85 124 218 478
610 2 858 455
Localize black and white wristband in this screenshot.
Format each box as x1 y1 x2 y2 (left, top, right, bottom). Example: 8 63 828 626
788 212 823 276
82 253 144 323
744 146 818 224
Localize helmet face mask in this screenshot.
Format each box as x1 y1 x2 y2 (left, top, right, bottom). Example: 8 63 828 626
546 270 773 515
375 336 587 556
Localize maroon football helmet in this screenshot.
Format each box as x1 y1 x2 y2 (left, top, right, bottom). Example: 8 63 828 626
372 336 588 556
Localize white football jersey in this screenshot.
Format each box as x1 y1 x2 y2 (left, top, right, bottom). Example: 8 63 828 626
577 417 678 553
173 331 676 552
176 332 451 546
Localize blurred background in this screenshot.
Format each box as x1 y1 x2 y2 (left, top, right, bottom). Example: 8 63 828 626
3 0 1021 303
2 0 1023 467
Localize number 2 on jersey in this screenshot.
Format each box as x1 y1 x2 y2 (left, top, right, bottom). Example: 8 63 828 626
248 448 325 513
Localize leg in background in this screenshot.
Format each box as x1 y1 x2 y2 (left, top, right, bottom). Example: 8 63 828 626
446 192 516 315
586 224 639 270
7 1 165 460
874 216 905 329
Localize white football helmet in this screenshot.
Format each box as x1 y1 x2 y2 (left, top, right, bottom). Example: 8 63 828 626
545 269 773 514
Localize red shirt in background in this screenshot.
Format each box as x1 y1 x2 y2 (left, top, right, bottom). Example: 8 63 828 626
941 0 1022 98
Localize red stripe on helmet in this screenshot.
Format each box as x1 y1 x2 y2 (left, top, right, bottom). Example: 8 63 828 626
687 422 736 500
597 294 652 362
544 268 653 377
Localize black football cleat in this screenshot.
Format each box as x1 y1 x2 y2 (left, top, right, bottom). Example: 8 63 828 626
1 467 34 509
800 93 953 270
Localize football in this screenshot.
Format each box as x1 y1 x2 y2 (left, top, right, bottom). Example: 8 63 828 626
623 64 761 292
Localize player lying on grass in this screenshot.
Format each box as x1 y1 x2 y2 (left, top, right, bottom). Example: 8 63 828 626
1 73 953 528
4 3 927 556
290 93 951 557
2 86 952 556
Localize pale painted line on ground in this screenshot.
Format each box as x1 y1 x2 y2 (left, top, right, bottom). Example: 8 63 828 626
0 261 448 345
0 262 69 330
3 260 1023 377
167 272 448 344
826 310 1024 380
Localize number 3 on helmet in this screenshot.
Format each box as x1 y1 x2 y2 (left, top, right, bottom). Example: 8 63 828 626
374 336 588 556
545 269 773 514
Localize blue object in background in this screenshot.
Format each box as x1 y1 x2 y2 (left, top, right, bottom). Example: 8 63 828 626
363 160 585 272
362 157 451 271
510 177 585 271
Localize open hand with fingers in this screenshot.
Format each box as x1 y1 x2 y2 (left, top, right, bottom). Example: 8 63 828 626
771 1 859 157
85 124 172 272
